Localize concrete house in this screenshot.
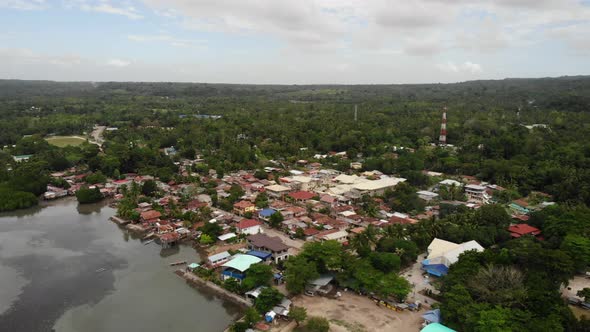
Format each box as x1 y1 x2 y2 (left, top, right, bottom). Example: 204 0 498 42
247 233 290 264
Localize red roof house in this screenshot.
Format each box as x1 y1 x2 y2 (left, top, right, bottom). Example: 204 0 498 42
233 200 256 215
288 191 316 202
140 210 162 222
236 219 263 235
508 224 541 238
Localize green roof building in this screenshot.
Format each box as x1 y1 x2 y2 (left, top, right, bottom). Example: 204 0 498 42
421 323 456 332
221 254 262 281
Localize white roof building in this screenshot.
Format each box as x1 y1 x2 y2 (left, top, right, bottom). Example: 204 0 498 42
351 177 406 192
218 233 237 241
265 184 292 192
320 230 349 242
440 179 462 187
427 238 484 267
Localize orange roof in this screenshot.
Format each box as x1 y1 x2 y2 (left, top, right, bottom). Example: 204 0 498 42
140 210 162 220
234 200 255 209
303 228 320 236
289 191 316 200
508 224 541 238
237 219 262 229
350 227 366 235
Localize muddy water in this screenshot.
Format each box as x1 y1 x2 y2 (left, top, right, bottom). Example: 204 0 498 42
0 198 241 332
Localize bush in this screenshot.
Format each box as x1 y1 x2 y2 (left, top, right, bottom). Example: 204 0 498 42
199 234 215 245
85 171 107 184
75 186 103 204
0 188 38 212
306 316 330 332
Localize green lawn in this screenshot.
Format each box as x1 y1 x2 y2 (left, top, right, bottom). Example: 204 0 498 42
45 136 87 147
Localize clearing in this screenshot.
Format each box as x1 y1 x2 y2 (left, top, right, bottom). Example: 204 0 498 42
290 291 424 332
45 135 87 147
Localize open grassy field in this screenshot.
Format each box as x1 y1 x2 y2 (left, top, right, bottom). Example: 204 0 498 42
45 136 87 147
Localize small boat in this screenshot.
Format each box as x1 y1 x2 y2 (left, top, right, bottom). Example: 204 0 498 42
169 261 187 266
143 239 154 245
96 268 107 273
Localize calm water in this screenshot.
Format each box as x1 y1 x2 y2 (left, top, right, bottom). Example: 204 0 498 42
0 198 241 332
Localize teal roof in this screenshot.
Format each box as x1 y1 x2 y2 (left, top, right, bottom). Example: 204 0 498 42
13 154 33 159
188 263 200 269
421 323 456 332
222 254 262 272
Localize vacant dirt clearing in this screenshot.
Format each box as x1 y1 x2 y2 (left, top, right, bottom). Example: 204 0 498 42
291 292 424 332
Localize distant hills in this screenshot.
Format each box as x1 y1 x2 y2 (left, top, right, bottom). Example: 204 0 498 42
1 76 589 111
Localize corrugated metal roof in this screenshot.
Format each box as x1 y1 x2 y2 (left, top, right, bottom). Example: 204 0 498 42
222 254 262 272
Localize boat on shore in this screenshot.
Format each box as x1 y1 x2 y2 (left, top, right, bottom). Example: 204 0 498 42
170 261 187 266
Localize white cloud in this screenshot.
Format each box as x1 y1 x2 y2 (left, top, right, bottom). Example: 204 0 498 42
80 2 143 20
437 61 483 74
0 0 46 10
0 48 81 66
548 23 590 54
127 34 206 48
107 59 131 67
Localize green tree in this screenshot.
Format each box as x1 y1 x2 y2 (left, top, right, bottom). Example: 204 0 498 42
269 211 284 228
0 188 38 212
369 252 401 273
288 306 307 326
306 316 330 332
577 288 590 302
75 186 103 204
284 255 319 294
85 171 107 184
254 287 283 314
255 191 269 208
301 240 343 272
474 306 515 332
379 273 412 301
244 307 261 326
561 234 590 272
223 278 242 293
199 234 215 245
387 182 425 213
141 179 158 196
200 222 223 238
242 263 273 290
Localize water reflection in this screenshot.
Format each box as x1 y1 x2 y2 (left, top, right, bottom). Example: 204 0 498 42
0 200 242 332
76 201 108 215
160 246 180 257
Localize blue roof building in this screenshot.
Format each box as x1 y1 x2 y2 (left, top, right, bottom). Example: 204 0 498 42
259 208 277 219
247 250 273 261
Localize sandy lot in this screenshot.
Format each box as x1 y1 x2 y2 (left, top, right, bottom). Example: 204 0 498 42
290 292 424 332
562 275 590 299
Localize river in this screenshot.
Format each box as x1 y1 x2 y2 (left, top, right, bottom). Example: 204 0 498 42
0 198 242 332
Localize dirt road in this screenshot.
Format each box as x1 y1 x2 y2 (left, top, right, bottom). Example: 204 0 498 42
90 125 106 145
401 254 440 306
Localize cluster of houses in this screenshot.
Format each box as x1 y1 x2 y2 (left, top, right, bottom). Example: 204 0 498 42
43 169 126 200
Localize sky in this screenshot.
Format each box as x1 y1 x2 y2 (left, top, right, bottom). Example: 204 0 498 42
0 0 589 84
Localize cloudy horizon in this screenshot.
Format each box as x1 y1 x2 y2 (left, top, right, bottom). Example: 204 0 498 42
1 0 589 84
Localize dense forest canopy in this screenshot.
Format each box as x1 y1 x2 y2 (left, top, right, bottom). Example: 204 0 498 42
2 76 590 206
1 77 590 330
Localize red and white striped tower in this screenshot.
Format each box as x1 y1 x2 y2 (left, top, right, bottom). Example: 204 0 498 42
439 107 447 146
